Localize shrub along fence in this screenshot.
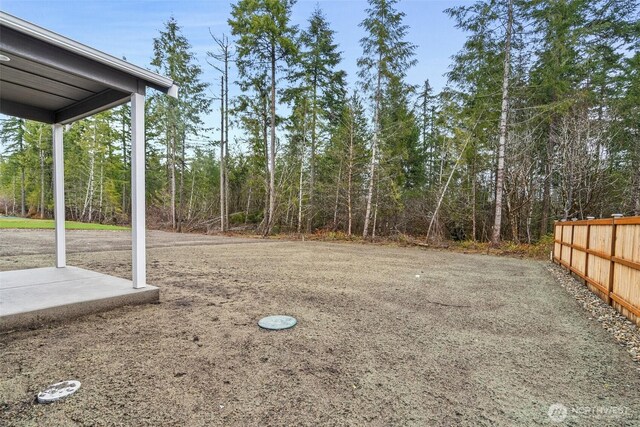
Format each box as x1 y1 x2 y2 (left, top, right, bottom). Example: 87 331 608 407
553 216 640 327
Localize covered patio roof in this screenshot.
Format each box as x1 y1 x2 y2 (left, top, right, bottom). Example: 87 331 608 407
0 11 177 123
0 12 176 330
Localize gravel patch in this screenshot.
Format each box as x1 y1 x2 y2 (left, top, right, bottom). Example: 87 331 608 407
546 263 640 368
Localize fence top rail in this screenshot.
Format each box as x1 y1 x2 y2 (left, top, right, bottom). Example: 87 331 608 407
555 219 613 226
554 216 640 227
614 217 640 225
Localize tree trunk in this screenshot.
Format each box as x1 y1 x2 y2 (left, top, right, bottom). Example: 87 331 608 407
220 75 226 232
188 168 196 221
245 186 252 224
82 123 96 221
170 128 177 229
633 140 640 216
491 0 512 246
262 91 270 232
333 160 342 230
12 176 16 215
541 121 553 236
347 110 354 237
39 128 45 219
526 195 534 244
372 184 379 240
211 33 232 228
178 132 186 232
20 167 25 216
120 110 129 217
363 142 376 238
471 156 477 241
427 128 474 241
363 58 382 238
308 78 317 232
224 46 230 228
266 46 277 235
98 159 104 222
297 150 304 234
421 81 429 180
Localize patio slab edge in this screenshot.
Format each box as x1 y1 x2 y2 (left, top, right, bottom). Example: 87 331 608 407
0 285 159 332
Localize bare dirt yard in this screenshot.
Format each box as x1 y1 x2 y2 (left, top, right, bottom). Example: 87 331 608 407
1 229 639 426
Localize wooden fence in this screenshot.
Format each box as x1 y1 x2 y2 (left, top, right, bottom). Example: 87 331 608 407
553 216 640 327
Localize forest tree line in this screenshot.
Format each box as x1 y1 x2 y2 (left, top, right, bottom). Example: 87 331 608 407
1 0 638 243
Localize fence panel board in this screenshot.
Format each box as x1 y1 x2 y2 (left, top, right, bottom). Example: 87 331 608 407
571 225 588 275
589 225 611 253
553 217 640 327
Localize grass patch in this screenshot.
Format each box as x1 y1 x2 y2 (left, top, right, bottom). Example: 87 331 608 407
0 217 128 231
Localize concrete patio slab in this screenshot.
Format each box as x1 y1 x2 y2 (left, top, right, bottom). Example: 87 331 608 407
0 266 159 331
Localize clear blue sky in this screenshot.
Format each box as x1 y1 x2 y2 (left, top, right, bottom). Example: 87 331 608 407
2 0 470 144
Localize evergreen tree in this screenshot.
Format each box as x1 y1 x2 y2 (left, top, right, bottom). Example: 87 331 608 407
357 0 416 238
527 0 589 232
208 33 234 232
229 0 298 235
446 0 515 240
416 80 439 186
295 6 346 230
235 72 271 229
151 17 210 231
0 0 636 242
491 0 514 245
341 93 370 235
377 76 422 233
614 49 640 215
113 103 131 218
0 118 27 215
23 121 52 218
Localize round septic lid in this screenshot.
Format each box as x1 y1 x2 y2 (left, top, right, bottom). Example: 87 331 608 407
37 380 81 403
258 315 297 330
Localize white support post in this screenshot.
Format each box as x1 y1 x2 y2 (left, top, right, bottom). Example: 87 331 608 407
131 90 146 288
52 123 66 268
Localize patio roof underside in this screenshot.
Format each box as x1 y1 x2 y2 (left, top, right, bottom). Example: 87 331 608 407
0 13 176 124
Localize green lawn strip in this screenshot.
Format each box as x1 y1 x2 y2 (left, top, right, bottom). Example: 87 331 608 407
0 217 128 230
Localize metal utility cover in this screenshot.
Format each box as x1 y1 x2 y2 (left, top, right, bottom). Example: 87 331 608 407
258 315 297 330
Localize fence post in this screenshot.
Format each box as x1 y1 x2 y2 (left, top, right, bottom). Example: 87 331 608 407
584 220 591 286
552 222 555 261
553 222 558 262
569 222 575 270
559 224 564 263
607 216 620 305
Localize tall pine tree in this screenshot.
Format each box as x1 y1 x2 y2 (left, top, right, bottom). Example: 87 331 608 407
295 6 346 231
151 17 210 231
229 0 298 235
357 0 416 238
